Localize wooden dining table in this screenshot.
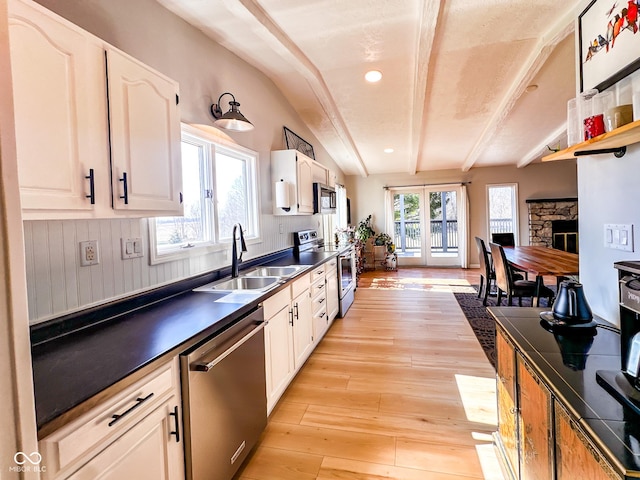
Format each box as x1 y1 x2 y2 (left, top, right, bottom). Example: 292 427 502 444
501 245 579 305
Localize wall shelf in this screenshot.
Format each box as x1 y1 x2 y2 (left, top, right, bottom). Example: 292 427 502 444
542 118 640 162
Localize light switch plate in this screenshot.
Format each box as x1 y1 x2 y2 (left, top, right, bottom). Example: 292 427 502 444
604 224 634 252
121 237 144 259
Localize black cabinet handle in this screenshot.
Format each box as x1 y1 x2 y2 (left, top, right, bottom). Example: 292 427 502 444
85 169 95 204
294 303 299 320
119 172 129 204
169 405 180 442
108 392 154 427
289 309 294 326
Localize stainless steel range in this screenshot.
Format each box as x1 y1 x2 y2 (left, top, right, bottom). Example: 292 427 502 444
294 230 356 317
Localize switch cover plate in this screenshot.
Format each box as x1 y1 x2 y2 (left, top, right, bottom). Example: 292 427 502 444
121 237 144 259
604 224 634 252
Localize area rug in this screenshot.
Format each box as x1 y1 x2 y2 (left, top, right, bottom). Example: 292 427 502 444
453 287 499 370
453 286 555 370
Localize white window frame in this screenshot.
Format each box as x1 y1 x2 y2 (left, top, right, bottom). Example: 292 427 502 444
149 124 261 264
486 183 519 245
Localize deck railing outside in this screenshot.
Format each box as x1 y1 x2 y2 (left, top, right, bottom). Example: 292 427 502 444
489 219 514 234
394 220 458 253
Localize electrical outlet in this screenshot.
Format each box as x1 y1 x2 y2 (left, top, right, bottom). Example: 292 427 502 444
80 240 99 266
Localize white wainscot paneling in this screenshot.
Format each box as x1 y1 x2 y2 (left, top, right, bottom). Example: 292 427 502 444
25 212 319 323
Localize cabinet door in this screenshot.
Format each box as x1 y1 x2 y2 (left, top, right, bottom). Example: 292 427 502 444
67 398 183 480
292 288 313 368
9 0 110 216
326 267 339 321
106 48 182 215
555 402 622 480
518 356 552 480
296 154 314 214
496 327 519 479
264 306 295 414
312 162 328 184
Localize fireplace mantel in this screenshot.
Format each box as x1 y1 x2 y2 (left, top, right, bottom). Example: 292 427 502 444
526 197 578 204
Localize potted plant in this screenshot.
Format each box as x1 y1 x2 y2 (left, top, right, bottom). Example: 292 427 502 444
355 215 375 242
374 232 392 247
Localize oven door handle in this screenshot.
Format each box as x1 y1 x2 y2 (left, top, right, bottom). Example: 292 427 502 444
191 322 265 372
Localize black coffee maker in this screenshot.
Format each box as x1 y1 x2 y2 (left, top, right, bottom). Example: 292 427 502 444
540 280 597 331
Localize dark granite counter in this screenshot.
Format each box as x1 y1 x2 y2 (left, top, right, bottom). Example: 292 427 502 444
31 248 339 436
489 306 640 477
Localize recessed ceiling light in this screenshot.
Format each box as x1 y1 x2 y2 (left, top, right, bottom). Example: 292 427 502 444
384 148 394 153
365 70 383 83
525 84 538 93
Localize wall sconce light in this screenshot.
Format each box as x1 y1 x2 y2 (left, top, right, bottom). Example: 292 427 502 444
210 92 254 132
275 179 291 212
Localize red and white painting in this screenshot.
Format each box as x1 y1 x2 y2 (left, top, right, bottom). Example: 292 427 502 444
580 0 640 91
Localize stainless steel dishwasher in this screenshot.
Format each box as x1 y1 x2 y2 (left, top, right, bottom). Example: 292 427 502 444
180 306 266 480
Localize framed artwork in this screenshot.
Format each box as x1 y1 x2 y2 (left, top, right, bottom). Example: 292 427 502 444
283 126 315 159
579 0 640 92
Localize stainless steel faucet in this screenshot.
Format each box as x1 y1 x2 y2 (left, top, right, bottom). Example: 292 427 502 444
231 223 247 277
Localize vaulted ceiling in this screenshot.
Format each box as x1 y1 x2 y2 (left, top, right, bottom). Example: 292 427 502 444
157 0 582 176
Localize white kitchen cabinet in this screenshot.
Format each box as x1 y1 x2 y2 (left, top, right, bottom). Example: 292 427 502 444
263 273 312 414
8 0 182 219
66 398 183 480
327 170 338 188
291 280 313 368
326 260 340 322
8 0 110 217
38 358 183 480
263 289 295 414
271 149 314 215
310 264 328 344
106 47 182 215
311 260 338 344
312 162 328 185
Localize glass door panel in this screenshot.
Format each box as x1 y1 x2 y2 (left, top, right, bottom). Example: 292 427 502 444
393 192 424 265
426 189 459 266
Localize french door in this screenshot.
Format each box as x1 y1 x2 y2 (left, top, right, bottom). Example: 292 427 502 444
388 185 467 267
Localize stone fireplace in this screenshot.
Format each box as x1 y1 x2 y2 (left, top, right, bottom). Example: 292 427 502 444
527 198 578 253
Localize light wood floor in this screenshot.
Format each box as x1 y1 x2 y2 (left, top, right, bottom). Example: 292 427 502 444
236 267 505 480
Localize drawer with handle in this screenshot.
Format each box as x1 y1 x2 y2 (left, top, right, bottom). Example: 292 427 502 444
39 358 179 479
310 264 326 284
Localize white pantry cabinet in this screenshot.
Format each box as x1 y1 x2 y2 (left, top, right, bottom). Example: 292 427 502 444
8 0 182 219
271 149 314 215
39 359 184 480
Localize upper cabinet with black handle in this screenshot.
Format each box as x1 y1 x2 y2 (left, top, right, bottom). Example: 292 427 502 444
9 0 183 220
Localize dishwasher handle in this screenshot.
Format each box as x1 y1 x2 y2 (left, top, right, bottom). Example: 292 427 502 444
191 321 265 372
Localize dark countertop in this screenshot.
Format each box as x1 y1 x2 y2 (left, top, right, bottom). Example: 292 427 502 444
489 306 640 477
31 248 340 436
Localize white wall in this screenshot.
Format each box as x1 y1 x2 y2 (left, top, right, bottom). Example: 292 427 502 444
578 143 640 326
345 161 578 265
24 0 340 323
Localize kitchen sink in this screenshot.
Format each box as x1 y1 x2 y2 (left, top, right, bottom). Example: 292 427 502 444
243 265 310 278
194 275 281 293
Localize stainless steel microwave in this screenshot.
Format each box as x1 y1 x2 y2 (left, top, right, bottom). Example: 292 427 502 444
313 183 336 214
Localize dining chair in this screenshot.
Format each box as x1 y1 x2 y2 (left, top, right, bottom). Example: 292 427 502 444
475 237 494 306
491 232 527 279
489 242 554 307
491 232 515 247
